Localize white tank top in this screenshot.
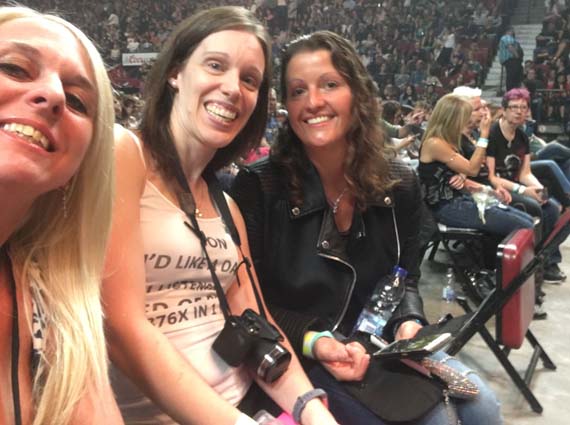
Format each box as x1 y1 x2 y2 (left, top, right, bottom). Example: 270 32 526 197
112 131 251 424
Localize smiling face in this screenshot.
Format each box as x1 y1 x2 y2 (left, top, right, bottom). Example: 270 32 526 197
169 29 265 154
285 49 353 154
0 17 96 198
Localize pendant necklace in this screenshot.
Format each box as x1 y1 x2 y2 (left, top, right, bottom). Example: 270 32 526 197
328 188 349 214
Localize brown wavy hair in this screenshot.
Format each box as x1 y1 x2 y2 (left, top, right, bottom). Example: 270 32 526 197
141 6 271 175
271 31 394 210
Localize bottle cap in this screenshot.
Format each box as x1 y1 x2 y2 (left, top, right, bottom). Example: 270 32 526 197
392 266 408 278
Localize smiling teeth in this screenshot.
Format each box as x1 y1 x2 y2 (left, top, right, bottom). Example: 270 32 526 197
307 116 331 124
2 123 50 150
206 104 237 122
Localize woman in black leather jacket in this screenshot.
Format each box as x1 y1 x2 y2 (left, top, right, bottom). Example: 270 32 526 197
232 31 501 425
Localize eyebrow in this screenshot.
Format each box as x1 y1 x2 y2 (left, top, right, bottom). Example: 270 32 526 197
0 41 95 93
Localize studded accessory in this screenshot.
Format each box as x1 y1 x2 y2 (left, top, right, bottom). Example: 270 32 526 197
421 357 479 400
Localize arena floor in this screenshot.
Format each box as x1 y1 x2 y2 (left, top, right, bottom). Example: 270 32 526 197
420 238 570 424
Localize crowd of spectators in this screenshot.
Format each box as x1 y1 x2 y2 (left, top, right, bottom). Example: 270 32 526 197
527 1 570 128
13 0 511 124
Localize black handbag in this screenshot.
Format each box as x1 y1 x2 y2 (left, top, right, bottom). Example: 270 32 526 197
343 358 444 423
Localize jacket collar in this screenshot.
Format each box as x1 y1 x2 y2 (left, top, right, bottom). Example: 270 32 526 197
286 162 395 220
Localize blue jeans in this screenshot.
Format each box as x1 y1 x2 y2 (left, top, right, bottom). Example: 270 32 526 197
434 195 534 236
535 142 570 178
309 351 502 425
531 160 570 206
510 193 562 264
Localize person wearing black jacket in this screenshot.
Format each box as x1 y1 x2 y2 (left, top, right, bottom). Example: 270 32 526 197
233 31 501 425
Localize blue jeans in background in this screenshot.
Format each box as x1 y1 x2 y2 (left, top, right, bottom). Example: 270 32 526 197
433 195 534 236
535 142 570 179
531 159 570 206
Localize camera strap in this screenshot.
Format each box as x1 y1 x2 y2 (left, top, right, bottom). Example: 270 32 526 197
1 247 23 425
170 158 267 320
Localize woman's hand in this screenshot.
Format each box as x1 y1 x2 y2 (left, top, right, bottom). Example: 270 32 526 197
449 174 466 190
523 186 546 204
479 109 492 138
394 320 423 340
494 186 512 204
313 338 370 382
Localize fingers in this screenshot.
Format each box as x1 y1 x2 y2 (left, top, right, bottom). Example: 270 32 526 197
322 345 370 381
313 337 351 362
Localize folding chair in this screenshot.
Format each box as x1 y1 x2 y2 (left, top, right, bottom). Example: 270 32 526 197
419 203 489 303
425 213 570 413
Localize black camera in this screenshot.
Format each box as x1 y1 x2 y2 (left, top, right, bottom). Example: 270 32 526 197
213 309 292 383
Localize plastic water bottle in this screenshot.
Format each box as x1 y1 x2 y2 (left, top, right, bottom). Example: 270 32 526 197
352 266 408 338
441 267 457 316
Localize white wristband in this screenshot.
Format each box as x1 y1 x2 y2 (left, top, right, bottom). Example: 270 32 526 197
517 184 527 194
235 413 258 425
476 137 489 148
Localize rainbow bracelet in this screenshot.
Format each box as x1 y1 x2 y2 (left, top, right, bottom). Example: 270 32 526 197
302 331 335 359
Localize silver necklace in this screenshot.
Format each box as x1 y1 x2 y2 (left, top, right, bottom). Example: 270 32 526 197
328 188 349 214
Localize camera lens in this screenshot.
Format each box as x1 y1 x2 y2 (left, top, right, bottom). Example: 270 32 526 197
249 343 292 383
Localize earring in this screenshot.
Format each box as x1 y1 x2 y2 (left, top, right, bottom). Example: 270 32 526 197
169 78 178 89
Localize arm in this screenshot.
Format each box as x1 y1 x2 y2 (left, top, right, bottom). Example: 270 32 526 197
421 136 487 177
385 165 427 340
487 155 543 202
392 134 416 151
103 131 247 425
226 197 338 425
519 154 543 188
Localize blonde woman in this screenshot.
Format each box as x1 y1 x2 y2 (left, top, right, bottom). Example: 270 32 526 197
418 94 534 235
0 6 123 425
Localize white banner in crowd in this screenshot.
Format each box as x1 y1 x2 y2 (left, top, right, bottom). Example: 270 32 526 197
122 52 158 66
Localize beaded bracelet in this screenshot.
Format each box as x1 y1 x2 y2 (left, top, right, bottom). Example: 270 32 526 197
302 331 334 359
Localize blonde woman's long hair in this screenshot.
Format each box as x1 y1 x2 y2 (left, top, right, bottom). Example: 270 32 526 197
422 94 472 151
1 6 115 424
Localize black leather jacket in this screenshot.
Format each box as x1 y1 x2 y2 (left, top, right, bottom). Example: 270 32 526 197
232 157 427 355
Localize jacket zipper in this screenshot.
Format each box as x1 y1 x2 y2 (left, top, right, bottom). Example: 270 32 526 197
318 252 357 332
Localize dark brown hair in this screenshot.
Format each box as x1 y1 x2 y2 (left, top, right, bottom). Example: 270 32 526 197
272 31 394 209
140 6 271 175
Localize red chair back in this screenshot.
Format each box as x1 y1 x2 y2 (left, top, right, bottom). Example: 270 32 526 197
496 228 535 348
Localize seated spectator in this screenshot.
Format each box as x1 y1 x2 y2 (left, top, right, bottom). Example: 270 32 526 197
419 94 533 237
487 88 569 282
104 8 338 424
453 86 491 182
399 84 417 107
232 30 502 425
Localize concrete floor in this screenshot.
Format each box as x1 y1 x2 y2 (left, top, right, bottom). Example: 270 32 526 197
420 239 570 424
